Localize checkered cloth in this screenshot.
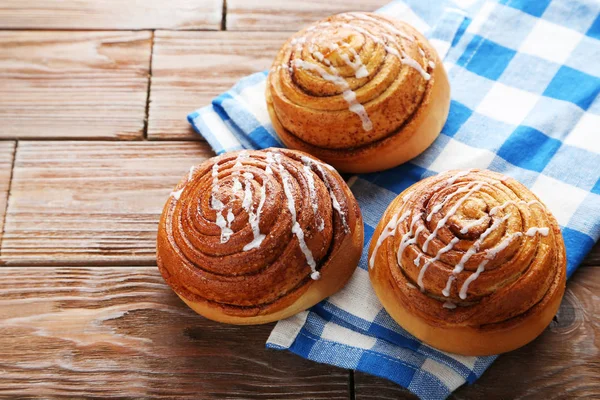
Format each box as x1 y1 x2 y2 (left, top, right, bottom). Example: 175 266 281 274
188 0 600 398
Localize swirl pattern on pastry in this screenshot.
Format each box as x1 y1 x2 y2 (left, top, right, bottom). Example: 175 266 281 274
266 12 450 173
157 148 363 324
369 169 566 355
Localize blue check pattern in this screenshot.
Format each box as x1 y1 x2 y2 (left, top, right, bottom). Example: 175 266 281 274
188 0 600 398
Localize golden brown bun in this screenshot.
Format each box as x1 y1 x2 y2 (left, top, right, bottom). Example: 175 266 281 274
266 12 450 173
157 148 363 325
368 169 566 355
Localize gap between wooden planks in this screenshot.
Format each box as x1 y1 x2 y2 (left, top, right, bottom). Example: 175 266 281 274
0 0 222 30
148 31 290 140
1 139 599 267
0 266 597 399
0 141 214 266
226 0 390 31
0 266 351 399
0 31 152 140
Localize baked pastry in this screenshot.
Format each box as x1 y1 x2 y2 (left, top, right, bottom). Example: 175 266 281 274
157 148 363 325
368 169 566 355
266 12 450 173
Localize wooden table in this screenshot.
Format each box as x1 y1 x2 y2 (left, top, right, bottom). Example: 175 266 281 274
0 1 598 398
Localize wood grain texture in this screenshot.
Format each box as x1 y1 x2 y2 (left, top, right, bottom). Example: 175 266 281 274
0 141 15 238
0 31 151 139
0 267 350 399
148 31 289 140
227 0 390 31
0 141 214 266
354 266 600 399
0 0 222 30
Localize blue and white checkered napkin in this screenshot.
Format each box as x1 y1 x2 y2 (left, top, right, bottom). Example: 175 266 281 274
188 0 600 398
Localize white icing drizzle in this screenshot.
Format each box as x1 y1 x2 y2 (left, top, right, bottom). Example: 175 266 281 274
265 152 274 174
428 60 436 69
339 47 369 78
274 153 320 280
396 213 424 262
303 156 349 233
216 211 234 243
234 150 248 168
459 216 488 234
442 213 512 297
414 253 423 266
208 161 234 243
422 183 484 252
442 276 455 298
241 172 254 212
417 237 460 291
292 59 373 131
446 169 472 185
398 52 431 80
418 47 425 56
302 157 325 232
369 210 410 269
338 23 431 80
490 199 544 216
406 282 417 289
459 232 523 299
426 181 480 222
243 172 267 252
443 301 457 310
526 227 549 237
291 37 306 46
170 187 184 200
312 50 332 66
215 152 247 243
231 150 248 195
210 164 225 210
170 165 197 201
188 166 196 181
299 16 430 80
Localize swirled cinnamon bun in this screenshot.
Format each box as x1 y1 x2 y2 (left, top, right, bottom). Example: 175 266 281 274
266 12 450 173
368 169 566 355
157 149 363 324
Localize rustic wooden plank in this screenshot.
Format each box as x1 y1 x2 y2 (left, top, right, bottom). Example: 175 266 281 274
227 0 390 31
354 266 600 399
0 31 151 140
0 141 214 265
0 141 15 239
0 266 350 399
0 0 222 30
148 31 289 140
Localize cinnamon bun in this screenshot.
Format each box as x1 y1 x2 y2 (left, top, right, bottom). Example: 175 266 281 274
266 12 450 173
368 169 566 355
157 149 363 324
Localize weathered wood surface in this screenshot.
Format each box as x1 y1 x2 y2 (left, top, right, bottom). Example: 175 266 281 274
0 0 222 30
0 31 151 140
0 141 214 266
148 31 288 140
0 0 598 397
0 141 15 239
0 267 350 399
354 266 600 399
227 0 390 31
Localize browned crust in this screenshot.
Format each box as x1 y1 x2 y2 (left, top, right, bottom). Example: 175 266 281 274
157 149 364 325
368 170 567 355
266 13 451 173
